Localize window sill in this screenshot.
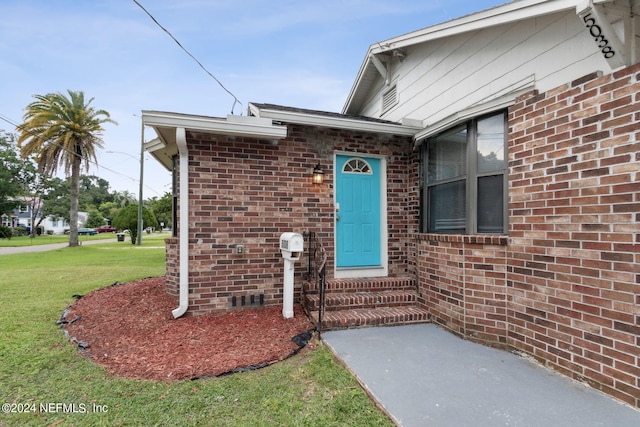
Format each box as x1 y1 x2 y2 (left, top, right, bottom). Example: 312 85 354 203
417 233 508 246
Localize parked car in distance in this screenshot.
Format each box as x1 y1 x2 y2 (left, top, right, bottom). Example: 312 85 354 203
78 227 99 235
94 225 117 233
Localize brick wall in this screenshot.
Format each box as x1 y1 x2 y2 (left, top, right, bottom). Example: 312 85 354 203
168 124 412 316
415 64 640 409
507 64 640 408
416 235 509 346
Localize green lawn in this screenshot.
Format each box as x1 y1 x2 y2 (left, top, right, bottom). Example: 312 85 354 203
0 232 117 247
0 237 392 426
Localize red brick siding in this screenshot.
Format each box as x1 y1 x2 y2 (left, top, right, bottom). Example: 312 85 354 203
416 235 508 346
415 64 640 409
507 64 640 408
165 237 178 297
168 125 412 316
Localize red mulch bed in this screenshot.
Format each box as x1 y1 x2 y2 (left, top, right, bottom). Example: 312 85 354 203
62 277 315 381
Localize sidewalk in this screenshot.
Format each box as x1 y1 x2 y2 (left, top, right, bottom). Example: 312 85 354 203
323 324 640 427
0 237 120 255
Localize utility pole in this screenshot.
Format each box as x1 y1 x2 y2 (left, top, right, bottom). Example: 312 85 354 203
137 119 144 246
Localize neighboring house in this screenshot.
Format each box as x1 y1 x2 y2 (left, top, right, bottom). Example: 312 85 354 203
1 213 18 228
5 199 86 235
143 0 639 409
41 215 72 235
8 199 39 231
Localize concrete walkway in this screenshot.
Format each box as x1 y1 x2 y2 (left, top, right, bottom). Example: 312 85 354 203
323 324 640 427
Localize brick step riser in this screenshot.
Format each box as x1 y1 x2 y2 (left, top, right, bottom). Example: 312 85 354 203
305 293 417 311
304 280 417 294
309 308 430 331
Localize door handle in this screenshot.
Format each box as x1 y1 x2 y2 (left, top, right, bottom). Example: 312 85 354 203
336 215 340 221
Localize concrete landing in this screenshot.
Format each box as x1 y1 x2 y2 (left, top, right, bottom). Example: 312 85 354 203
323 324 640 427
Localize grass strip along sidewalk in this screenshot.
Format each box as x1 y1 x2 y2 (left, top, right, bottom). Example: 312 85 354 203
0 236 392 426
0 233 118 247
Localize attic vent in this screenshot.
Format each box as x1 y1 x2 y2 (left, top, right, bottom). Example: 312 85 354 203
381 85 398 113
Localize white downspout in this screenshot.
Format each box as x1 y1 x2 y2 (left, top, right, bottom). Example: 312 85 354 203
172 127 189 318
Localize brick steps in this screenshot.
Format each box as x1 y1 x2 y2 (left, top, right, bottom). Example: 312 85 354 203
303 276 430 331
304 276 416 293
309 306 430 330
305 290 418 311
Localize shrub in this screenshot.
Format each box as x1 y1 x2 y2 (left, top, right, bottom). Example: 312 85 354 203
0 225 12 239
12 226 27 236
112 204 158 245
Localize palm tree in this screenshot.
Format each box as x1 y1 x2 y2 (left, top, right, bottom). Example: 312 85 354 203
16 90 116 246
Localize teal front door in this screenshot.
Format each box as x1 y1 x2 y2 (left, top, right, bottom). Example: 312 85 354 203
335 155 382 268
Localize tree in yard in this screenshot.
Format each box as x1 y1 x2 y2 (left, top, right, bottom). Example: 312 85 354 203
40 178 70 222
86 208 105 228
0 131 24 215
112 204 158 245
113 190 136 208
16 90 116 246
0 131 55 237
79 175 114 210
18 160 56 238
98 201 119 225
148 192 172 230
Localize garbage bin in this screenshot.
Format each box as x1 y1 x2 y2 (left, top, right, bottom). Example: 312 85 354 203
117 233 125 242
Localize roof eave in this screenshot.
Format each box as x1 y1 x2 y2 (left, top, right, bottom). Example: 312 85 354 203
142 110 287 140
141 110 288 170
249 104 420 137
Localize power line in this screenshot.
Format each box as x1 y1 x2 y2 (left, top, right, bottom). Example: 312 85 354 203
132 0 243 114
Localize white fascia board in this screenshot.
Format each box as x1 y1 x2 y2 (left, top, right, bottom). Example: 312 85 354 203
143 137 165 153
371 0 580 54
141 110 287 140
251 105 421 137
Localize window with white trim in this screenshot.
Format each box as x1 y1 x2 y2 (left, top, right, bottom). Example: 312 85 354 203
420 111 507 234
343 158 372 174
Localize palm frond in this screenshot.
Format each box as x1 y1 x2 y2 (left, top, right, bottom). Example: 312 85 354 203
16 90 116 177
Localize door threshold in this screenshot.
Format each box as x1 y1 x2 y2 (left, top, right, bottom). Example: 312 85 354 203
334 266 387 279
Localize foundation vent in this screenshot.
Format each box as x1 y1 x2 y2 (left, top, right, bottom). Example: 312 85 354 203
231 294 265 307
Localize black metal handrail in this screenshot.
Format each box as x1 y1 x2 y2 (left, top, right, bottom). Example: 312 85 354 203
304 232 328 335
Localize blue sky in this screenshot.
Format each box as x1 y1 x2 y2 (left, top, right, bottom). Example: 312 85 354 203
0 0 509 197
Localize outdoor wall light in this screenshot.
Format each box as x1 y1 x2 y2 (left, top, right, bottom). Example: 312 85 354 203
312 162 324 184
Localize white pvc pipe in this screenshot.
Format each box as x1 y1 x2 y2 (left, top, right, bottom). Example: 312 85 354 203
172 127 189 318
